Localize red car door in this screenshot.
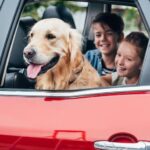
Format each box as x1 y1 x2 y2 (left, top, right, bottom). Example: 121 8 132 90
0 87 150 149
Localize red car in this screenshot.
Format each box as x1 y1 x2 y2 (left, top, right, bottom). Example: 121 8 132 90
0 0 150 149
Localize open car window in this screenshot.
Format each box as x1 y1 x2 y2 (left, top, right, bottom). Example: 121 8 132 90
1 0 149 93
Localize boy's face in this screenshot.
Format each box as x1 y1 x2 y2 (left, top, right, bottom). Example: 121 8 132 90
92 23 119 56
115 41 142 78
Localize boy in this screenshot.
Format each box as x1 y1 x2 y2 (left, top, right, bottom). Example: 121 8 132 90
85 13 124 75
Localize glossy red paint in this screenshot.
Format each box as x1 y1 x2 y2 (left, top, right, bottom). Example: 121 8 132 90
0 134 94 150
0 91 150 149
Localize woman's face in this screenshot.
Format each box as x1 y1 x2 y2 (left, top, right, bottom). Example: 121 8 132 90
115 41 142 78
93 23 120 56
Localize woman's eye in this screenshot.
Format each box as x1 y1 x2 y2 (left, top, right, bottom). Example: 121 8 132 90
46 33 56 40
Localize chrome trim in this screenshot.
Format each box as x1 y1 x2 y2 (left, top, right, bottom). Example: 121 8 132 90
94 141 150 150
0 85 150 98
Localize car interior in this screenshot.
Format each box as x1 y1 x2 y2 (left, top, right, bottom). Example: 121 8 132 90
4 2 77 89
4 0 148 90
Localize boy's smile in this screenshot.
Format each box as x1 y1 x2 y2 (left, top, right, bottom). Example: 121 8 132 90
93 23 119 55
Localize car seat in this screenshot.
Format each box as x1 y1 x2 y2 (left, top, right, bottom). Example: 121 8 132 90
4 17 37 88
42 5 76 29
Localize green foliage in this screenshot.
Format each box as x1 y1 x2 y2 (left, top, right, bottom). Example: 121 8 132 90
22 1 146 34
123 7 140 31
22 0 86 20
113 6 146 34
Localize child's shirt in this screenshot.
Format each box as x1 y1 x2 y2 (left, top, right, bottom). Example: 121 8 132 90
112 72 127 85
85 49 116 75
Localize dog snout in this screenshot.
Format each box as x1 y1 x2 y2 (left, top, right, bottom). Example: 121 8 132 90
24 48 36 59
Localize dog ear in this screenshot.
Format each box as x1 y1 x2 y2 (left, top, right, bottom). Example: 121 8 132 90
68 29 83 62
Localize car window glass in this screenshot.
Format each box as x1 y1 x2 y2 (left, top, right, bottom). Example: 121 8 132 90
3 0 149 91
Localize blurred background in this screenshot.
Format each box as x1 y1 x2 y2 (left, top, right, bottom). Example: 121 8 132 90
22 0 146 35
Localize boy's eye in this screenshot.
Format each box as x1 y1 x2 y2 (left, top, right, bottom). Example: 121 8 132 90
127 58 132 61
106 31 113 36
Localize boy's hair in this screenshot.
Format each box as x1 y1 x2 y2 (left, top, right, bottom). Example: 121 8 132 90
124 32 148 61
92 12 124 35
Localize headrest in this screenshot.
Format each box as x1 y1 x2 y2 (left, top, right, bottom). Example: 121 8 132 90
9 17 37 68
20 16 37 33
42 5 76 28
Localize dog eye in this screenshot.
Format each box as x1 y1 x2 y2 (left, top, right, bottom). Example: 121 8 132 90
46 33 56 40
27 34 32 42
30 33 34 38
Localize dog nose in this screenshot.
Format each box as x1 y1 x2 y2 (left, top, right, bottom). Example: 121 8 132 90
24 48 36 59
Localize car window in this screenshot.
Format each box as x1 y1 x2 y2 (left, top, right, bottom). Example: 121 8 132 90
3 0 149 92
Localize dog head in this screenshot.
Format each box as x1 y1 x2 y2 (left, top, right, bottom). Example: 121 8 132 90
23 18 82 79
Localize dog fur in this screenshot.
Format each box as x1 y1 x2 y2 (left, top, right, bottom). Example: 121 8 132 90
23 18 108 90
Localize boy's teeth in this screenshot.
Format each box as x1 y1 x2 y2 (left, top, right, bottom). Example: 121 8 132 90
101 44 108 47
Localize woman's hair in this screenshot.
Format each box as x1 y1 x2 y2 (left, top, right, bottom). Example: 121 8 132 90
124 32 149 61
92 12 124 35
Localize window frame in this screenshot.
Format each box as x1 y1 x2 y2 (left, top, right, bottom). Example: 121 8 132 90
0 0 150 97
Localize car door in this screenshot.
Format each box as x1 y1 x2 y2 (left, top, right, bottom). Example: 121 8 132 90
0 0 150 150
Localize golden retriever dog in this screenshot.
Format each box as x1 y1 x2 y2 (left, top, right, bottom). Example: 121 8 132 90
23 18 108 90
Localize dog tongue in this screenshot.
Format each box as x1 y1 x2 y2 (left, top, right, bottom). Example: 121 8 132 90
27 64 43 79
